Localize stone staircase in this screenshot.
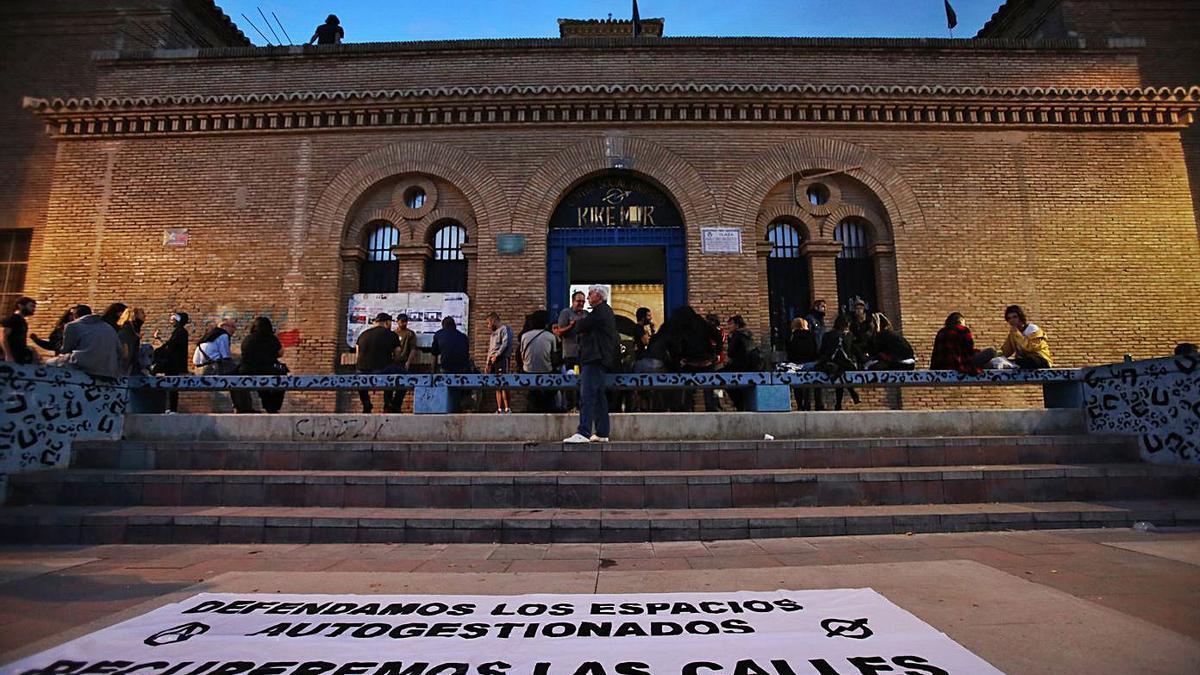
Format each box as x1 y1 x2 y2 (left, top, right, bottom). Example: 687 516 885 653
2 431 1198 544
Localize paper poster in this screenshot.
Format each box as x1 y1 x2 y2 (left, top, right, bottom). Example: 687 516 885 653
346 292 469 348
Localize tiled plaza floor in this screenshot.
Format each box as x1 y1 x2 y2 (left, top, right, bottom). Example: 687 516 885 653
2 528 1199 673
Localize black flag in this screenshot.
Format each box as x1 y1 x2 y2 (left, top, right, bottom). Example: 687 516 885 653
944 0 958 30
633 0 642 37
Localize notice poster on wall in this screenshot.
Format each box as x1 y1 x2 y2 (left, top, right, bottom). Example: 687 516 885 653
0 589 1004 675
346 292 469 348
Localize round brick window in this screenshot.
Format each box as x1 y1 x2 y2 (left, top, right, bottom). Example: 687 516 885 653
807 184 831 206
404 186 427 210
392 176 438 220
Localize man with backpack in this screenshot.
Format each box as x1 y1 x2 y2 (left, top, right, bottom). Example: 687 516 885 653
195 318 251 412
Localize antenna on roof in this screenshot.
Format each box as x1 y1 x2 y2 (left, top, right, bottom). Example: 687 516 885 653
240 13 276 45
271 10 294 45
258 7 283 45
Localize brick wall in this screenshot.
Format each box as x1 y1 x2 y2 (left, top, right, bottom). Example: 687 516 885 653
30 122 1200 412
0 0 245 311
980 0 1200 241
89 40 1146 98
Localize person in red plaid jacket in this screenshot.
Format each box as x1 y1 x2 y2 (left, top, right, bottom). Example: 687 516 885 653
930 312 981 375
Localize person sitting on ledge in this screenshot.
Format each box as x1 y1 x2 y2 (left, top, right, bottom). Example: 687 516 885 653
930 312 981 374
309 14 344 45
976 304 1054 369
786 317 821 411
817 315 863 411
47 304 121 378
863 313 916 371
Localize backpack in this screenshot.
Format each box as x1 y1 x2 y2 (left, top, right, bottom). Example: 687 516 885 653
547 330 564 370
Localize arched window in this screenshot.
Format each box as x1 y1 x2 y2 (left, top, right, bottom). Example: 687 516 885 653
360 222 399 293
765 220 811 350
424 221 468 292
834 219 877 313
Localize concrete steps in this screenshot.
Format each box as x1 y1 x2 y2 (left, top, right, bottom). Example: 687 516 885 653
72 434 1137 472
9 464 1197 510
1 501 1197 545
4 432 1196 544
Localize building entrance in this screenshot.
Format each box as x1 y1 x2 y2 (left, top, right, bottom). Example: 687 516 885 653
546 174 686 327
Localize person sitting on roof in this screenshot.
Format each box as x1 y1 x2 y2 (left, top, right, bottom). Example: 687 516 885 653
309 14 344 45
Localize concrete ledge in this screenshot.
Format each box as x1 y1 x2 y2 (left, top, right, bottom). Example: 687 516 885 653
121 409 1086 442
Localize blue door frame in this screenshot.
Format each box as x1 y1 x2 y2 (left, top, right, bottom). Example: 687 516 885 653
547 227 687 321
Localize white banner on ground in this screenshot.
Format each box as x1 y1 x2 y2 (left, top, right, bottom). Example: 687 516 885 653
2 589 1003 675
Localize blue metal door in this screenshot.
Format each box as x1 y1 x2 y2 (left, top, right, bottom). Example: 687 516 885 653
547 227 687 321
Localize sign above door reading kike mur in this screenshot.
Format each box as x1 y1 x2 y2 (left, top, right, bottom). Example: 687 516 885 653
550 176 684 230
3 589 1004 675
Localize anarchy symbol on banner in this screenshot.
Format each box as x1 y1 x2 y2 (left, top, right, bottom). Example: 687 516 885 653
821 617 873 640
144 622 211 646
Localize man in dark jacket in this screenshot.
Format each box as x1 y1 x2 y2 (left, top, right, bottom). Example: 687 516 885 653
431 316 472 411
356 313 402 414
431 316 471 374
152 312 190 413
560 285 618 443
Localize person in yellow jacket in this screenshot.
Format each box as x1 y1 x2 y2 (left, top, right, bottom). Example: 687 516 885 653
974 304 1053 369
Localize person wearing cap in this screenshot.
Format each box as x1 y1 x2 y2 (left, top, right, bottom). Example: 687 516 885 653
355 312 402 414
152 312 190 413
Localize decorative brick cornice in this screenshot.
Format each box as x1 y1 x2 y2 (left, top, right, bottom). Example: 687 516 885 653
23 84 1200 138
90 36 1107 64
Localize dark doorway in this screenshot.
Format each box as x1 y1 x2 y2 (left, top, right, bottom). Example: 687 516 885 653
766 220 811 350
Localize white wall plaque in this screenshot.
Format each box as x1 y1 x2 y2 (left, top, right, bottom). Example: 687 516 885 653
701 227 742 254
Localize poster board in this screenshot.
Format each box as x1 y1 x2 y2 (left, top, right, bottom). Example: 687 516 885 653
347 292 469 348
0 589 1004 675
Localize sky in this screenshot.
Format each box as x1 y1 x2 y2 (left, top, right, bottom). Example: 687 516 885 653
216 0 1005 45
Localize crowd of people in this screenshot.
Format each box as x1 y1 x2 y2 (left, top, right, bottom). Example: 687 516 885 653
13 291 1192 430
2 297 287 414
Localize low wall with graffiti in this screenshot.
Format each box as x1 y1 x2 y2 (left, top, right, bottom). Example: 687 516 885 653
1083 355 1200 466
0 363 128 483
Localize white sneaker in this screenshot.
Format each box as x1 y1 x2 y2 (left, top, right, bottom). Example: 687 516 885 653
589 435 609 442
563 433 591 444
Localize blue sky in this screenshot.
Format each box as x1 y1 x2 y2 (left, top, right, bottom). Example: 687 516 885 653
217 1 1004 44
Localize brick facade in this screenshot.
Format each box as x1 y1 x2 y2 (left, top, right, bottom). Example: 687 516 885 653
979 0 1200 236
0 0 246 307
9 4 1200 412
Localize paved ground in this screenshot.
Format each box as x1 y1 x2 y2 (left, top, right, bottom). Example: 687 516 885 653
2 528 1199 673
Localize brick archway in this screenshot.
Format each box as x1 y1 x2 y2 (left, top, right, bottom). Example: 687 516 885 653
312 141 504 249
300 142 502 377
511 134 718 232
727 138 923 237
756 205 821 242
